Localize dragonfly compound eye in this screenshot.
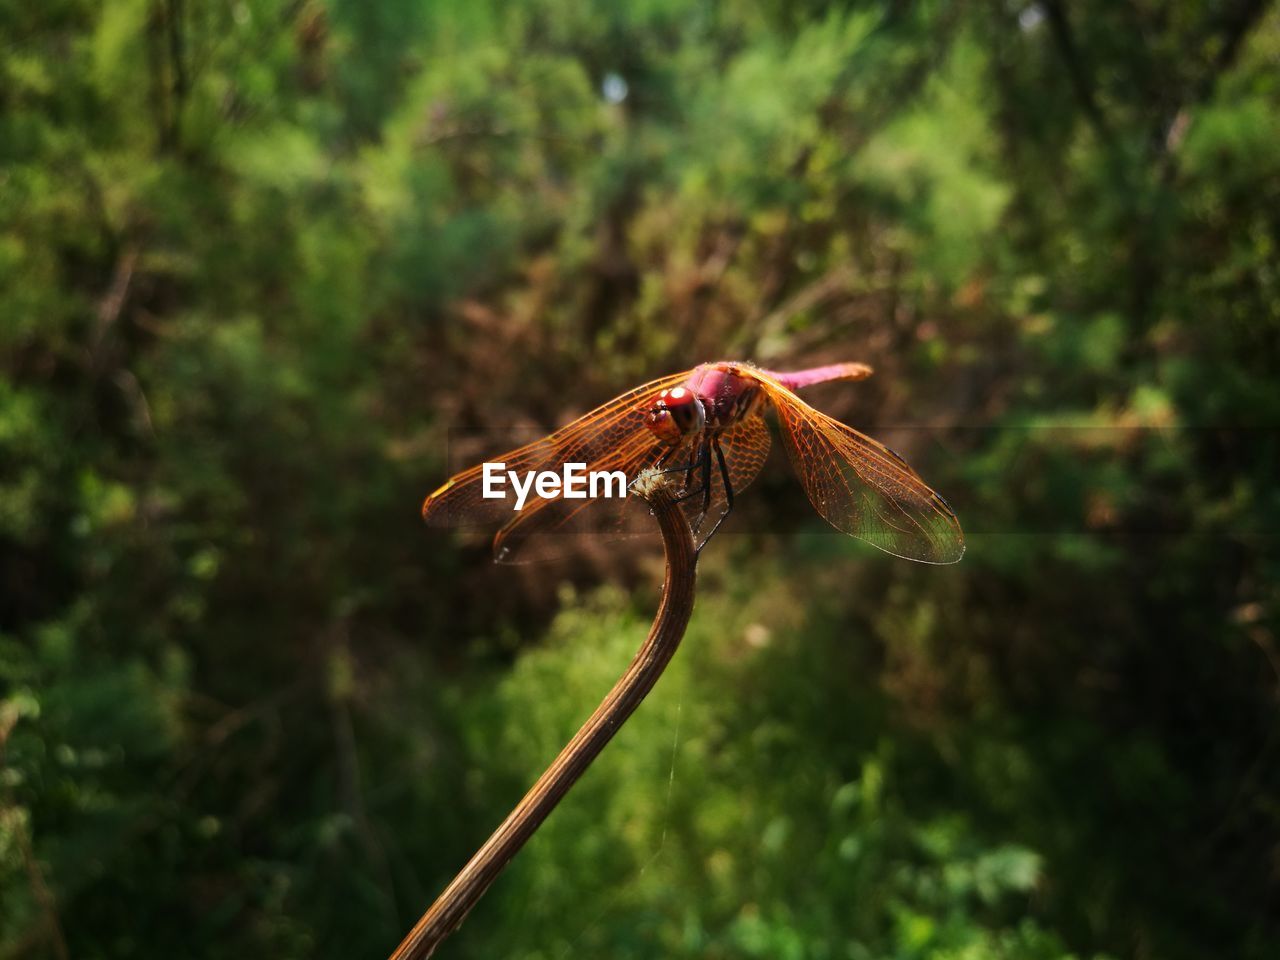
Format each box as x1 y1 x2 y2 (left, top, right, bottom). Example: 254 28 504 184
644 387 706 444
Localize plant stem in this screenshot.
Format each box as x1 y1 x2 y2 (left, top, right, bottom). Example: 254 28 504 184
390 471 697 960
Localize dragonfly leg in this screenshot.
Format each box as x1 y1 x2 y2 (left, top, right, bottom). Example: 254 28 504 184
670 439 711 502
685 437 707 500
688 437 714 533
657 441 706 483
652 446 678 470
696 437 735 554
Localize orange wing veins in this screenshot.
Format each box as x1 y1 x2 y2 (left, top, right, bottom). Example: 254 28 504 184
422 370 693 551
750 371 964 564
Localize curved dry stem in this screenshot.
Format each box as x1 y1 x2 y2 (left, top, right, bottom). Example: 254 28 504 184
390 470 697 960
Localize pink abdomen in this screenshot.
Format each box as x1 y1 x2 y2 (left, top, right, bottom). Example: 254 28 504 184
765 362 873 391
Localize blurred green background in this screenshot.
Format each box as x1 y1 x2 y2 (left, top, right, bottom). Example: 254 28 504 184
3 1 1279 958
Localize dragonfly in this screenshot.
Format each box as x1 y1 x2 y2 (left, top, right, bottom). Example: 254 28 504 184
422 360 964 564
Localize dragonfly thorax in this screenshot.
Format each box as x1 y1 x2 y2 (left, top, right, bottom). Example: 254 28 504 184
644 386 706 446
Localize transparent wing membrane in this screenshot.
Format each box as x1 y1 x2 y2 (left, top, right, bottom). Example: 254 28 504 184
422 371 692 560
492 430 673 563
753 372 964 564
492 416 773 562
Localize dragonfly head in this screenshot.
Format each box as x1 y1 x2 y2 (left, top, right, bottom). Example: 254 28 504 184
644 386 706 445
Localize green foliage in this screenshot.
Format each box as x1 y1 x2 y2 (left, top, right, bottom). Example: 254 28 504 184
2 1 1279 958
449 578 1091 960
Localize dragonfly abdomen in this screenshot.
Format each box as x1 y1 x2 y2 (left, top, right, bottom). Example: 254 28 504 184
765 362 873 391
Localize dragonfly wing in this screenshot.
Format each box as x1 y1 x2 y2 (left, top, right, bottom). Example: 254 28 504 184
422 434 561 528
493 430 675 563
422 371 692 527
717 413 771 499
422 370 694 558
753 376 964 564
690 412 770 524
499 412 774 560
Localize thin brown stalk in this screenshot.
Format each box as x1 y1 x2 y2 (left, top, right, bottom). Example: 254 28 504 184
390 470 698 960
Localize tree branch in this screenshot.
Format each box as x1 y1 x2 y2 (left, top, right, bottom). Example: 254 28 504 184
389 470 697 959
1041 0 1115 149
